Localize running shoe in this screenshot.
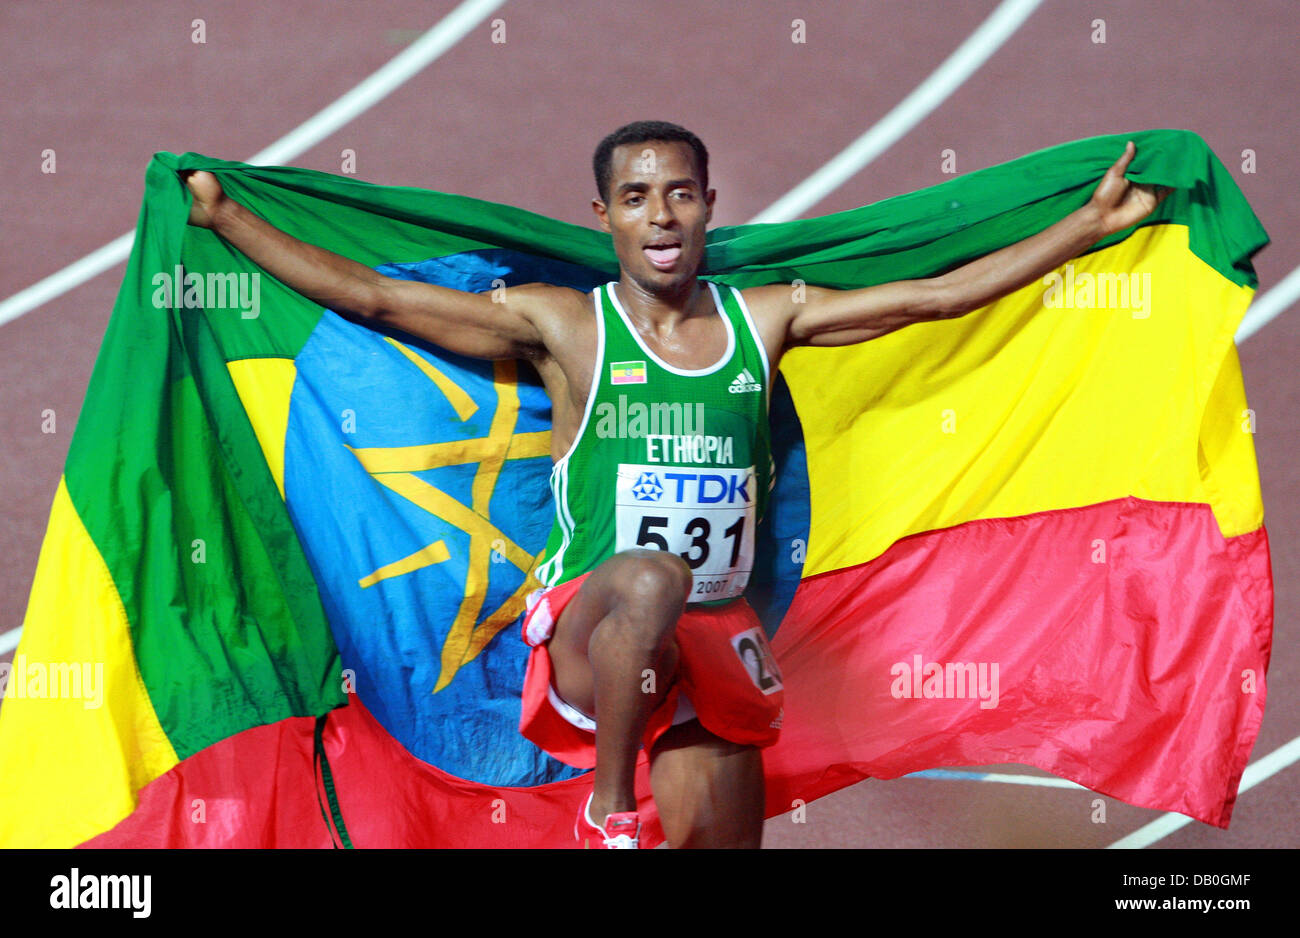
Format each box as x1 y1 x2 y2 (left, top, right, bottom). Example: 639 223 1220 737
575 793 640 849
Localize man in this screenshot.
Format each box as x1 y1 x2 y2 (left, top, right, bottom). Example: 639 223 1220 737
183 120 1165 849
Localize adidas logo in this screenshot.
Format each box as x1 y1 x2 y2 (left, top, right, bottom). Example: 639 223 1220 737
728 367 762 393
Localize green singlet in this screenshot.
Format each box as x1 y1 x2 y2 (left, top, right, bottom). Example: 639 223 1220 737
535 279 775 607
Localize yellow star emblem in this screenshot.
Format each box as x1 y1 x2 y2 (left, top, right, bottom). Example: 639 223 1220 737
346 338 549 692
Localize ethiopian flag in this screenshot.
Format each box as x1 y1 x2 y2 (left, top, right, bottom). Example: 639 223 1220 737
0 129 1271 847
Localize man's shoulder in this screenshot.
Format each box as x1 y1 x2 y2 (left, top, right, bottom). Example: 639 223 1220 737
506 283 598 361
507 282 594 317
732 283 794 322
508 282 595 329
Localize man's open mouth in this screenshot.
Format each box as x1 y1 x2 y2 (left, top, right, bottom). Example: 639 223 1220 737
644 242 682 270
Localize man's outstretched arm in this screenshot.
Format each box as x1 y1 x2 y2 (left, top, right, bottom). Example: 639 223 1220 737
761 141 1169 350
182 170 556 361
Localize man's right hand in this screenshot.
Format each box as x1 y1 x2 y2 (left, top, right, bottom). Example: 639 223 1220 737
182 170 226 229
171 165 561 362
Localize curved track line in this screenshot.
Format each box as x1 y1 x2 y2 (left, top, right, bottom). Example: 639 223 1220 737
1106 735 1300 848
1238 262 1300 342
747 0 1044 224
909 769 1085 789
0 0 508 330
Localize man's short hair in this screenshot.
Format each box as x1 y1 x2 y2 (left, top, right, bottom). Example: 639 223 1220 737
593 121 709 204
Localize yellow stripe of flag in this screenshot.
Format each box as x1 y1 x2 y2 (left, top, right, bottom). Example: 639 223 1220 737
783 224 1261 579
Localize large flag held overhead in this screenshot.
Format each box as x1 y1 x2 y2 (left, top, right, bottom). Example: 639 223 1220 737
0 129 1272 847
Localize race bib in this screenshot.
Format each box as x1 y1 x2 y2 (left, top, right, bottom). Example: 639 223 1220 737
614 463 755 602
731 626 783 695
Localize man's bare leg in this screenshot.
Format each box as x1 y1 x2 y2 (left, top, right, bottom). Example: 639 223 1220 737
649 720 764 848
547 548 691 825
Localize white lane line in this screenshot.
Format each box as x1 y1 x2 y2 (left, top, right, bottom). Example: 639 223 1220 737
0 233 137 329
747 0 1044 224
1107 734 1300 849
0 627 20 656
1238 262 1300 342
245 0 504 167
0 0 507 329
910 769 1086 789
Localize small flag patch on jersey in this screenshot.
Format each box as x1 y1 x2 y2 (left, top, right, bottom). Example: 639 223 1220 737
610 361 647 385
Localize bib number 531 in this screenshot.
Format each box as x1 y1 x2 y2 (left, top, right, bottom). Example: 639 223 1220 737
635 514 745 569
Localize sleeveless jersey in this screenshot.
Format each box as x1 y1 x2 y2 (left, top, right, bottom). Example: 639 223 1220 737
535 280 774 607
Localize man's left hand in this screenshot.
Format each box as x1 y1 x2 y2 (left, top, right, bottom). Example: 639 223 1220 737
1087 141 1172 236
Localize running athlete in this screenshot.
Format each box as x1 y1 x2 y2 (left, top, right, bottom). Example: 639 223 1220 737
183 121 1165 849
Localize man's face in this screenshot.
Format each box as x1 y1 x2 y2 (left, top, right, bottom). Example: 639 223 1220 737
594 140 715 294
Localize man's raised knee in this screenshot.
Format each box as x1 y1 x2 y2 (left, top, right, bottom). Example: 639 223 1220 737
587 551 692 663
617 549 693 609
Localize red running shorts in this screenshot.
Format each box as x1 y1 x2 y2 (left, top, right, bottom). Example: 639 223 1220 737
519 570 785 769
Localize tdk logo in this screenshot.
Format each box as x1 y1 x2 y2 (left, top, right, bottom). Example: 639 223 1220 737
729 368 762 393
658 471 750 504
631 472 664 501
